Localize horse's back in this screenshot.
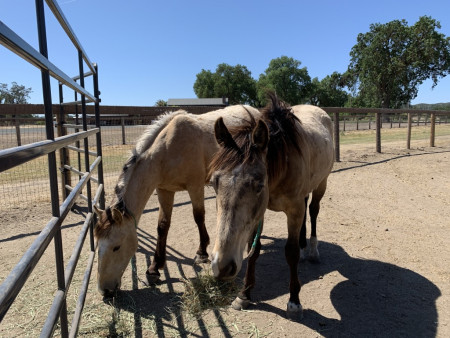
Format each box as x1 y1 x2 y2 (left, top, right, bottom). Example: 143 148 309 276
147 105 261 190
292 105 334 189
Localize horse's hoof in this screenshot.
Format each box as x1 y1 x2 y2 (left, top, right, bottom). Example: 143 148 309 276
231 297 250 311
194 254 210 264
308 254 321 264
286 301 303 320
146 270 160 285
300 248 307 261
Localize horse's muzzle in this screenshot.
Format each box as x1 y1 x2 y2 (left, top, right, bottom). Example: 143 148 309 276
217 260 237 280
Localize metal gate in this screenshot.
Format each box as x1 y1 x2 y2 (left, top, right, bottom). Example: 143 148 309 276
0 1 104 336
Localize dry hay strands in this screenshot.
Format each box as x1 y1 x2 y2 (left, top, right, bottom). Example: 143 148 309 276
179 268 242 316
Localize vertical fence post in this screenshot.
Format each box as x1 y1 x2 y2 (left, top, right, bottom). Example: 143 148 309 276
35 0 69 336
58 83 71 200
93 63 105 209
333 112 340 162
376 112 381 153
121 117 126 145
407 112 412 149
13 115 21 146
430 113 436 147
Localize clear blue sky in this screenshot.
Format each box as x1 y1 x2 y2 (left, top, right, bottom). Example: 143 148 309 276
1 0 450 106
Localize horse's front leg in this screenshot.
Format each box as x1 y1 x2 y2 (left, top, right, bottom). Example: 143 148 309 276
146 188 174 284
285 207 305 320
232 225 263 310
188 186 210 264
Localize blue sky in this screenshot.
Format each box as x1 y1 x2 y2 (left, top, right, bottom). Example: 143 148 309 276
1 0 450 106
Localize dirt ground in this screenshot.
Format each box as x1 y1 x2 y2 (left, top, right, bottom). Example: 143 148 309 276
1 138 449 337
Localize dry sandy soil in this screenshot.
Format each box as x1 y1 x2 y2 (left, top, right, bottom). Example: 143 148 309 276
0 138 449 337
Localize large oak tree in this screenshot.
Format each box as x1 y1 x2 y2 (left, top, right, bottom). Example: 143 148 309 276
346 16 450 108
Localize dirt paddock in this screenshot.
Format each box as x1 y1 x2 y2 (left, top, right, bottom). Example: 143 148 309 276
1 139 449 337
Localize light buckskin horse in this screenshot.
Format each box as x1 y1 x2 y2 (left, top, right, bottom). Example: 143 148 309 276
208 93 334 319
94 105 261 296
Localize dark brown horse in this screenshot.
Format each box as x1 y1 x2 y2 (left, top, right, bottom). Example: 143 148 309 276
208 94 334 319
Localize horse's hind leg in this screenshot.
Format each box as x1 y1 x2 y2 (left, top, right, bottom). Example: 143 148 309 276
146 188 174 284
188 185 210 264
299 196 309 261
309 178 328 263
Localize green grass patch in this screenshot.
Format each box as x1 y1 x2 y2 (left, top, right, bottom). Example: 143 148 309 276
339 124 450 145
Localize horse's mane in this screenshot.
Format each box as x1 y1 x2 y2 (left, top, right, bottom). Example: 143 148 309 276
208 93 301 184
97 110 187 233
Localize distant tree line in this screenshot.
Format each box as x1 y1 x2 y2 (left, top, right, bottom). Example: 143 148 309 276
0 82 33 120
193 16 450 109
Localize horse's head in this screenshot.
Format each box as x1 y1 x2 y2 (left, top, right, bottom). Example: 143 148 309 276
209 117 270 280
94 205 138 297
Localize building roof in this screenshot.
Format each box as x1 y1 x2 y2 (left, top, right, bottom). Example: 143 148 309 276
167 98 228 106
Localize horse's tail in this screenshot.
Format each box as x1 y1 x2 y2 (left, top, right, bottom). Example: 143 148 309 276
135 110 188 155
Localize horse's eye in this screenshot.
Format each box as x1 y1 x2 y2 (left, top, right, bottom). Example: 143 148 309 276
113 246 121 252
212 175 220 191
256 183 264 194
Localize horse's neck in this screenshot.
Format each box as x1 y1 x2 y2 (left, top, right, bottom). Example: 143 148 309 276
120 158 158 220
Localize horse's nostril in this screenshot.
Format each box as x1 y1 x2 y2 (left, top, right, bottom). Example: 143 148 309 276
218 260 237 280
103 289 116 299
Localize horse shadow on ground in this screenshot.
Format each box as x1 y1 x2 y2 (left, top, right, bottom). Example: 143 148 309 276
252 236 440 337
108 230 440 337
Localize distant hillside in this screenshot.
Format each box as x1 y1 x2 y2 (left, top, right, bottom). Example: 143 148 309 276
411 102 450 111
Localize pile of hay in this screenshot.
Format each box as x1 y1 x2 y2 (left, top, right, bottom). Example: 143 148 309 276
180 268 241 316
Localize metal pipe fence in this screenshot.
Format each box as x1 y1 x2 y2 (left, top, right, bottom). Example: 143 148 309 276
0 1 103 337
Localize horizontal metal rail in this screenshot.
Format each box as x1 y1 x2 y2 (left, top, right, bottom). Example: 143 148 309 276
62 123 96 129
0 128 98 172
65 145 97 157
0 157 101 322
72 70 93 81
64 165 99 183
45 0 96 74
0 21 96 102
60 98 95 106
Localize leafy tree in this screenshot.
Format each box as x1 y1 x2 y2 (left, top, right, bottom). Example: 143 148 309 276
346 16 450 108
155 99 167 107
193 64 258 105
193 70 215 98
309 72 349 107
257 56 311 106
0 82 32 104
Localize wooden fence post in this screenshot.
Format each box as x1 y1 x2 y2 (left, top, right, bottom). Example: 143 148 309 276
13 115 21 146
334 112 340 162
430 113 436 147
376 112 381 153
407 112 412 149
121 117 126 145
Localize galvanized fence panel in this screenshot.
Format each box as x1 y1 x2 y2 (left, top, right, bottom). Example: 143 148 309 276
0 1 103 337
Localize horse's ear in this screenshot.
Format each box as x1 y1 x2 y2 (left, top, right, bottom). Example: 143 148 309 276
111 207 123 224
93 205 103 216
214 117 239 150
252 120 269 151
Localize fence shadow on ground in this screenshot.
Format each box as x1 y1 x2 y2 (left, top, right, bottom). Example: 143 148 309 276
333 147 450 174
105 226 440 337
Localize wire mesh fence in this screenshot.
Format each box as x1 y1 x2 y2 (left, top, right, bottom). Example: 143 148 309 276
1 109 450 215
